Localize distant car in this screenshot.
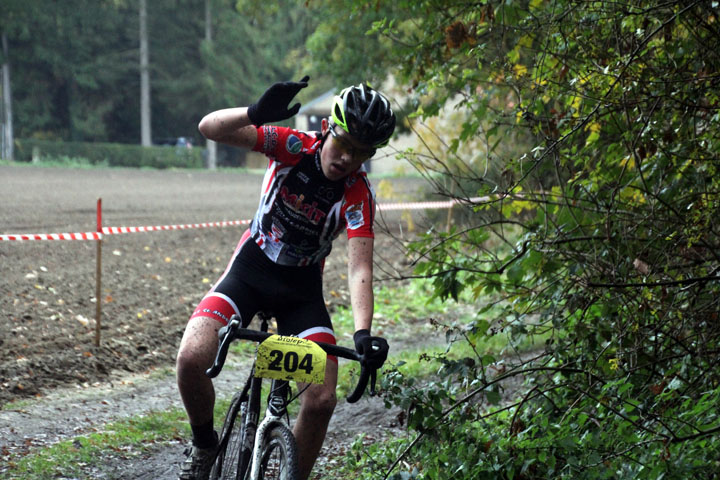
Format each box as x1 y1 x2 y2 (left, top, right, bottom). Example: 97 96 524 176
155 137 193 148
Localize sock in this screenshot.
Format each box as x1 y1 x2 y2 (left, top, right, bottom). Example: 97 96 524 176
191 420 216 449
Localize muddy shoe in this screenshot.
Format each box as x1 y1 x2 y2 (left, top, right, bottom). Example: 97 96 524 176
178 439 218 480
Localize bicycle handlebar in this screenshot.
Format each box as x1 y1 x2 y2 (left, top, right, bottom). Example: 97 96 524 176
205 317 379 403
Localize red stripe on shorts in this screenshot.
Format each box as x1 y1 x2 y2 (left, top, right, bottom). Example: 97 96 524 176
190 294 235 326
303 331 338 364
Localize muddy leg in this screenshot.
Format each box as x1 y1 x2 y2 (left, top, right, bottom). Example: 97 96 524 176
293 360 338 480
176 316 222 426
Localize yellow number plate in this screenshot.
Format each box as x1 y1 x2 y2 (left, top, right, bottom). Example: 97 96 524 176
255 335 327 384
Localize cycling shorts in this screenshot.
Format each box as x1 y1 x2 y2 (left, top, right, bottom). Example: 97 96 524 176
190 230 337 356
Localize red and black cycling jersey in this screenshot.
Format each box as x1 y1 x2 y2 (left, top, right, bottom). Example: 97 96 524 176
249 125 375 266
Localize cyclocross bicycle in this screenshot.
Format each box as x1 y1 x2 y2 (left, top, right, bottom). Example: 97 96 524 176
205 312 380 480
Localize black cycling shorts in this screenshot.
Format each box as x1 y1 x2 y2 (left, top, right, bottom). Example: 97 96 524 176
190 229 335 346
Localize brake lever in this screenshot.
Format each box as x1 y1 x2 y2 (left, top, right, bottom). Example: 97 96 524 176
346 339 384 402
345 365 370 403
368 340 381 396
205 316 241 378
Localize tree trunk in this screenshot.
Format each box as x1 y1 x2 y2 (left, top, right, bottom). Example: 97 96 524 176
139 0 151 146
2 32 13 161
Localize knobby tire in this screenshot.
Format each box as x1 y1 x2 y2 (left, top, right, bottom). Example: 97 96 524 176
257 423 299 480
210 392 251 480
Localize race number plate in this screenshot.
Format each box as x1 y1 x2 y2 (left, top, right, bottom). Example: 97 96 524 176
255 335 327 384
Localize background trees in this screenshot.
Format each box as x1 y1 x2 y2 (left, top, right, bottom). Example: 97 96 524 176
0 0 317 148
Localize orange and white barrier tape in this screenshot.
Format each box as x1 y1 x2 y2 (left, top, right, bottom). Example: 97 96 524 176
0 232 103 241
101 219 251 235
1 198 487 242
377 196 486 211
0 221 252 241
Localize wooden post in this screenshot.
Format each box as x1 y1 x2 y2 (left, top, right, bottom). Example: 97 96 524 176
95 198 103 347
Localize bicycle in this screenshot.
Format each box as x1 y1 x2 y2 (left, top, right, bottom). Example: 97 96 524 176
205 312 381 480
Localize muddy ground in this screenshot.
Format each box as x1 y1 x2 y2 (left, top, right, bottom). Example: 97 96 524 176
0 164 431 406
0 164 442 478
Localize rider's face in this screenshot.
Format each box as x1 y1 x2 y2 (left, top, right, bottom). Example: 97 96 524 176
320 119 375 181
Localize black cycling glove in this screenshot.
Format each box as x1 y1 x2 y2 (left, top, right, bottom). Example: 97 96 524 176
353 329 389 370
247 75 310 126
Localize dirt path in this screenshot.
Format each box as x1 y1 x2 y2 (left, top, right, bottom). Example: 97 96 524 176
0 165 428 478
0 355 406 479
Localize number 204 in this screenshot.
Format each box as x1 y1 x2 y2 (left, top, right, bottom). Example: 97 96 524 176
268 349 314 374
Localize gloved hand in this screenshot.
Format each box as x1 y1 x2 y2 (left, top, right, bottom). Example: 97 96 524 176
353 329 389 370
247 75 310 126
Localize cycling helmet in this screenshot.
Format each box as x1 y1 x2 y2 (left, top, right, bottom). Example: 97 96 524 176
331 84 396 148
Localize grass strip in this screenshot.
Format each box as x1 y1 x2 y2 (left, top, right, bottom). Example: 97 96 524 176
4 407 190 479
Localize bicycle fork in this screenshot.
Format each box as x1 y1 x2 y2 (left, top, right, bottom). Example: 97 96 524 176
248 379 291 479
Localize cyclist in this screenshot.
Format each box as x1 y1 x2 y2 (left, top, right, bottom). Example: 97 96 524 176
176 76 394 480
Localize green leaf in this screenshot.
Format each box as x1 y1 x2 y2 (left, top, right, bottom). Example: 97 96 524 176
486 389 501 405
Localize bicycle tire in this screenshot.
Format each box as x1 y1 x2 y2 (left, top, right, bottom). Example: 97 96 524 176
257 423 299 480
210 392 252 480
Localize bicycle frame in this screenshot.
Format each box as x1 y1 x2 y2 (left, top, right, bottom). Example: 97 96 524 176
219 318 297 480
248 378 291 479
207 313 380 479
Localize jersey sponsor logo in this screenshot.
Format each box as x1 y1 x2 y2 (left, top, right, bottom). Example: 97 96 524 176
345 202 365 230
279 185 327 224
263 126 279 152
270 222 286 242
297 171 310 183
286 134 303 155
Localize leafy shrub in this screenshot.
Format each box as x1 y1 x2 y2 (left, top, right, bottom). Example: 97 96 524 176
320 0 720 478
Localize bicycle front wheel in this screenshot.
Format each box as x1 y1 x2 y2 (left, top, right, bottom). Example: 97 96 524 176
257 424 299 480
211 391 252 480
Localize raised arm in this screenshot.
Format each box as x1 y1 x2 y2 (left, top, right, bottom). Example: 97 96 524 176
198 107 257 148
198 75 310 149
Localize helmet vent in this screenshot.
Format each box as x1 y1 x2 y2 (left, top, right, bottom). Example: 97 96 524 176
332 84 396 148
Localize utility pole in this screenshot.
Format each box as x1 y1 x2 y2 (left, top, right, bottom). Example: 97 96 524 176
2 32 14 161
204 0 217 169
139 0 151 146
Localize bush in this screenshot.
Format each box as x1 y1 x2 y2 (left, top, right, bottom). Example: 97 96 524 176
14 139 204 169
321 1 720 478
